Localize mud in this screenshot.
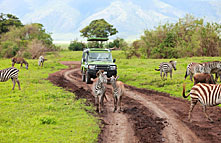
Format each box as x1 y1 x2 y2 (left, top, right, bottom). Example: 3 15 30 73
48 61 221 143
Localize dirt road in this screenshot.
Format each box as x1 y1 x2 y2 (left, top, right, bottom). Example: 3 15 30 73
48 61 221 143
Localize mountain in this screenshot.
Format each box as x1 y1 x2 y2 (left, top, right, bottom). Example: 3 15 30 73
0 0 220 42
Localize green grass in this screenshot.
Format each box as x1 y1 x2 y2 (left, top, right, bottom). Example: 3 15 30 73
0 54 99 143
1 50 219 142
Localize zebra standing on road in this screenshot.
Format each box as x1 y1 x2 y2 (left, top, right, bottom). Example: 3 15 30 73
92 70 108 113
183 83 221 122
155 60 177 79
110 75 125 112
0 67 21 90
38 56 46 67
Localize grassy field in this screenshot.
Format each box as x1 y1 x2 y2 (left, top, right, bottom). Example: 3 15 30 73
0 50 220 142
0 53 99 143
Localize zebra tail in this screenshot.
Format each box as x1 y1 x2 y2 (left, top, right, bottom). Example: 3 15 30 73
182 83 190 98
184 69 188 80
155 68 160 71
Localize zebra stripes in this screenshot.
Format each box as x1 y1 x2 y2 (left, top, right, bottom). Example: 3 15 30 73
185 61 221 82
0 67 21 90
92 70 107 113
184 62 204 81
155 60 177 79
110 75 125 112
183 83 221 122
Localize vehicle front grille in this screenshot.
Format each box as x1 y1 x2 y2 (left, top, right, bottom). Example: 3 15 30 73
96 65 108 70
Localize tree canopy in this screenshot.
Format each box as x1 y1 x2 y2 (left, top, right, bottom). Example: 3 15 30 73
80 19 118 38
0 13 23 35
123 14 221 59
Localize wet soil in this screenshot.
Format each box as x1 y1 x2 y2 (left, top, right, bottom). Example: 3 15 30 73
48 61 221 143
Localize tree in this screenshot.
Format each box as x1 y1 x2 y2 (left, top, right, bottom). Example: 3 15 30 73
0 13 23 35
80 19 118 38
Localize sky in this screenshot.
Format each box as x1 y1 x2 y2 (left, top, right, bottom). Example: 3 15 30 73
0 0 220 42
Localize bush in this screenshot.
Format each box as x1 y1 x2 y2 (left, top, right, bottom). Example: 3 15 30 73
68 40 86 51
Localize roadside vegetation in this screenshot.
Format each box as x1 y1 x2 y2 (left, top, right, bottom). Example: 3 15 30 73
0 53 99 143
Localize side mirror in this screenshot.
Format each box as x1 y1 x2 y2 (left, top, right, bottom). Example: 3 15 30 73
113 59 116 63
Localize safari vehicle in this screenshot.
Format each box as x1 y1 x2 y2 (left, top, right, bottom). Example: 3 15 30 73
81 38 117 84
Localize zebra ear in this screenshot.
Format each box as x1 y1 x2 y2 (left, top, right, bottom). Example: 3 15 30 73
116 76 119 80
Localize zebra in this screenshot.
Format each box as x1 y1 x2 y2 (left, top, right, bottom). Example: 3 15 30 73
12 57 29 70
0 67 21 90
185 61 221 82
110 75 125 112
183 83 221 122
38 56 47 67
202 61 221 82
184 62 204 81
92 70 108 113
155 60 177 79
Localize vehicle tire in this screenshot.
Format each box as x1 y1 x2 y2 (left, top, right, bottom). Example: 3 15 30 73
82 71 85 82
85 71 91 84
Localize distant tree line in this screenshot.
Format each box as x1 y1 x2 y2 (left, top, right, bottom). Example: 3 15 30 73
68 37 128 51
123 14 221 59
0 13 58 59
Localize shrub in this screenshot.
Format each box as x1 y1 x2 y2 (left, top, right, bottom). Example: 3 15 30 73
68 40 86 51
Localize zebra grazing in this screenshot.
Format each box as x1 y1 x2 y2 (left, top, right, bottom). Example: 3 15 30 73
155 60 177 79
92 70 108 113
183 83 221 122
110 75 125 112
0 67 21 90
184 62 204 81
12 57 29 70
38 56 47 67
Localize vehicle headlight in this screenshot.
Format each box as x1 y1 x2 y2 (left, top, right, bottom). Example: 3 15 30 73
88 65 95 69
109 66 116 70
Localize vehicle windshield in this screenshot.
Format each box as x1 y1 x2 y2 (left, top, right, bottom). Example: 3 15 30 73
88 52 113 62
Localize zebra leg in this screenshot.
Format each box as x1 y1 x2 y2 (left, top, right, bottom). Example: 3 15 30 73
170 71 172 79
12 78 16 90
98 95 102 113
21 63 23 68
188 99 198 122
16 78 21 90
118 95 122 113
95 96 99 112
101 94 105 113
190 73 193 81
113 96 117 112
202 105 213 122
165 72 168 79
160 71 162 79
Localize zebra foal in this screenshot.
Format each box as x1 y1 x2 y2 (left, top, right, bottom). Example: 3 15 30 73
92 70 107 113
183 83 221 122
155 60 177 79
110 75 125 112
0 67 21 90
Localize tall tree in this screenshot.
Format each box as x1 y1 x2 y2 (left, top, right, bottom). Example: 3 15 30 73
80 19 118 38
0 13 23 35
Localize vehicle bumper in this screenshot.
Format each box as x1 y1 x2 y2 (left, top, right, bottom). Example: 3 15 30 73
88 69 117 78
